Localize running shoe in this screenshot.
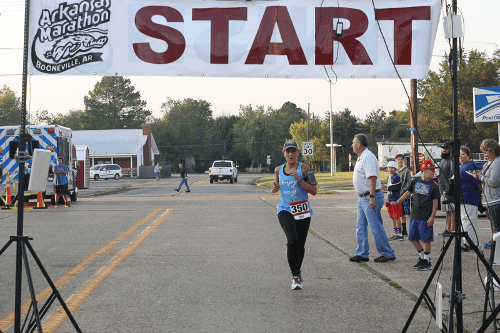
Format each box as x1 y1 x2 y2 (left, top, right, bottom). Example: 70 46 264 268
291 276 303 290
413 258 426 269
417 260 432 271
394 235 404 241
389 235 399 241
484 241 493 249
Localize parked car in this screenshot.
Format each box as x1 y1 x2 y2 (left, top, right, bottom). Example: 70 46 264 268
90 164 122 180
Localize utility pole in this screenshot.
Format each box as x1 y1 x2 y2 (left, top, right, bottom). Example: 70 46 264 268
330 109 334 176
410 79 419 174
307 103 310 167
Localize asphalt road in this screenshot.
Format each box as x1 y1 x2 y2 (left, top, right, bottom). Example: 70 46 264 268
0 174 497 332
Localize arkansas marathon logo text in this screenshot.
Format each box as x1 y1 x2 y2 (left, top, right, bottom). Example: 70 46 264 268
32 0 111 74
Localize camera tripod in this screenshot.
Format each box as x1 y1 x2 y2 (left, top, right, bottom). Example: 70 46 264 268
402 229 500 332
0 234 82 333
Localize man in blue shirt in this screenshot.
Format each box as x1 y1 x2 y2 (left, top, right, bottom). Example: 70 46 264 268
53 157 70 207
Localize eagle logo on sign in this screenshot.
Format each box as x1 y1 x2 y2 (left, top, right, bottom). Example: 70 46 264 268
31 0 112 74
474 87 500 121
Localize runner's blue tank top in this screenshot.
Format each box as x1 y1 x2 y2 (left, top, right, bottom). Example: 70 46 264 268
277 162 313 216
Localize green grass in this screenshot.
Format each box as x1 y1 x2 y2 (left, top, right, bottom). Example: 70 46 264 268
256 171 362 194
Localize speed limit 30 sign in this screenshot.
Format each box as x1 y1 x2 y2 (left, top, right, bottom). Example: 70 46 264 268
302 141 314 156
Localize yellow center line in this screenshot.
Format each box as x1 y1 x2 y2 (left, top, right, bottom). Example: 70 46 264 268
41 209 173 333
0 208 160 332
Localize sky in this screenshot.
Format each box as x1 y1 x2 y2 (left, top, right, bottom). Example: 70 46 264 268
1 0 499 122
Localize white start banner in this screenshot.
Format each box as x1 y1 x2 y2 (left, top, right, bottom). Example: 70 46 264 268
28 0 442 79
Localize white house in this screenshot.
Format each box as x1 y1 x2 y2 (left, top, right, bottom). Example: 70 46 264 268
72 125 159 177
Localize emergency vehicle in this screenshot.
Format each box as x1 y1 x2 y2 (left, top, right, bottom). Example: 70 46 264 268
0 125 78 204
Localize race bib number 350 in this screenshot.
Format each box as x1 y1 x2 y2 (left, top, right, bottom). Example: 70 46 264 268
290 200 311 220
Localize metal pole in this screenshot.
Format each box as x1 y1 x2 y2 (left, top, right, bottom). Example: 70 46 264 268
497 122 500 144
15 0 31 331
410 79 419 174
449 0 463 330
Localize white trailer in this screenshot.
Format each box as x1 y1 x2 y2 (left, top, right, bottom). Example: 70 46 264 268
377 142 443 168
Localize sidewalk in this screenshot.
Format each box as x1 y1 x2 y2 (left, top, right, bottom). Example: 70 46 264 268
262 189 499 332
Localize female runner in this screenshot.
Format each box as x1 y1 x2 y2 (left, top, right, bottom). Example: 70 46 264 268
271 141 317 290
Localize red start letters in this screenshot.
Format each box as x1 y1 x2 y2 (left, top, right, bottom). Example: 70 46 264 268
133 5 430 66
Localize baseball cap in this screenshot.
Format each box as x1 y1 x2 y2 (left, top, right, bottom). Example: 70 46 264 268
387 161 398 169
282 141 299 151
395 154 404 159
440 143 451 149
420 159 438 170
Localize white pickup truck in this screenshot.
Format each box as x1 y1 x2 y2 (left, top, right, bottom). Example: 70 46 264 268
209 160 238 184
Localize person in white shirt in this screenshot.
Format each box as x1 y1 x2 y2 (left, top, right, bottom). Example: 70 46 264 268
349 134 396 263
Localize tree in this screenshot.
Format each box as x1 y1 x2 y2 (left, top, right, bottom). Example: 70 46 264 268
417 49 500 151
49 109 86 130
289 119 330 171
208 114 240 160
83 77 151 129
28 108 50 125
233 104 267 168
363 108 410 141
159 98 214 171
329 108 363 171
232 102 306 169
0 85 21 126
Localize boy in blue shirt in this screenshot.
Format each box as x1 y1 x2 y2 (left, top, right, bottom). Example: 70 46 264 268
391 160 440 270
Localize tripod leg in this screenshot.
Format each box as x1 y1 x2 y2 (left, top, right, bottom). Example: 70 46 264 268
24 239 82 333
20 239 43 332
402 235 454 332
0 238 14 256
463 233 500 332
483 241 498 332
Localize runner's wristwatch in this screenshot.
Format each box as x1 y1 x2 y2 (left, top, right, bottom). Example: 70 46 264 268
369 194 375 198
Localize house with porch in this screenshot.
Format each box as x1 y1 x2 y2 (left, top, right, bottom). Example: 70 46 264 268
72 125 159 177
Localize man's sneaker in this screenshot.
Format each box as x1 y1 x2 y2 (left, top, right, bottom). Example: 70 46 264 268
349 255 369 262
484 241 493 249
174 189 179 192
291 276 303 290
402 230 408 236
413 258 427 269
394 235 404 241
417 260 432 271
441 230 451 237
389 235 399 241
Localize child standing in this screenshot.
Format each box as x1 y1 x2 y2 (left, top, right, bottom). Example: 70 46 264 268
383 161 403 241
391 160 440 271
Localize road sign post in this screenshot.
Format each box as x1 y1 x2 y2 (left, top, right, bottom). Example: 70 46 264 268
302 141 314 156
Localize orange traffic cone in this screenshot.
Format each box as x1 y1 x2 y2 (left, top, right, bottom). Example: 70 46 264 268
5 182 11 205
33 192 46 209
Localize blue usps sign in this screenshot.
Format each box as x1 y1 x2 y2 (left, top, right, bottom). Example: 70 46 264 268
474 86 500 122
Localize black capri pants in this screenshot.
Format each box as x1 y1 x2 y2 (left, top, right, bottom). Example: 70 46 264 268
277 210 311 276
